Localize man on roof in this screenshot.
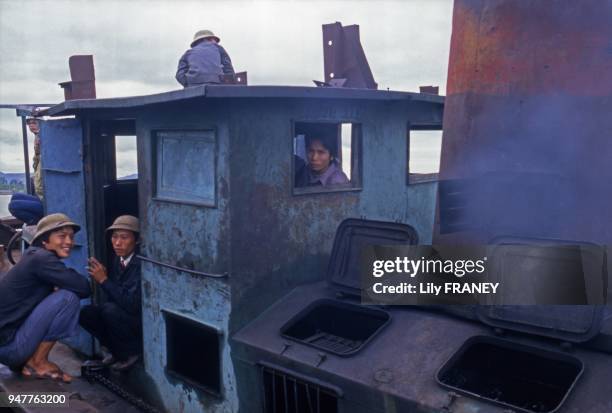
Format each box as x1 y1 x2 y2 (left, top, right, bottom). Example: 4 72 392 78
0 213 91 383
175 29 235 87
80 215 142 371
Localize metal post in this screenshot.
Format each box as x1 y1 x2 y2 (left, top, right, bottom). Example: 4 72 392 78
20 116 32 195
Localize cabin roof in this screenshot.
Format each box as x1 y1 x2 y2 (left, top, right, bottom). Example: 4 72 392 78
44 85 444 116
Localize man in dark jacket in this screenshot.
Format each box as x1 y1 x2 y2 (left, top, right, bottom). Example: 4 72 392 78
79 215 142 371
0 213 90 382
175 29 235 87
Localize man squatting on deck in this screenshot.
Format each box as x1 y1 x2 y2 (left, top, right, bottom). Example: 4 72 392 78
0 214 143 381
80 215 142 371
0 214 90 382
176 29 235 87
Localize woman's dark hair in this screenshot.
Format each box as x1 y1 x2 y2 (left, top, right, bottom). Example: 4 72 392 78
305 135 338 159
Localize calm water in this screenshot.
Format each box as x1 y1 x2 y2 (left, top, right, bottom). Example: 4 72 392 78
0 194 11 217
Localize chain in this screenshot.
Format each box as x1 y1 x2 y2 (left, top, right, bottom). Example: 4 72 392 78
82 367 164 413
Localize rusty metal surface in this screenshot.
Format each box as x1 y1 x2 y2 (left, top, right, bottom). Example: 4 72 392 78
436 0 612 244
225 97 439 412
226 98 440 323
59 55 96 100
419 86 439 95
36 86 441 412
233 281 612 413
221 71 248 85
429 4 612 411
121 93 443 412
137 100 235 413
322 22 377 89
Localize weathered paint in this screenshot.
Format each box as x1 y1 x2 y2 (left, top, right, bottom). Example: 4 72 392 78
44 85 444 117
41 87 442 412
138 102 235 413
131 95 441 412
233 282 612 413
428 3 612 411
437 0 612 244
40 118 92 355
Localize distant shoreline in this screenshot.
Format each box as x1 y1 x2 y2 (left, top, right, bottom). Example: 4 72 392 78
0 190 14 195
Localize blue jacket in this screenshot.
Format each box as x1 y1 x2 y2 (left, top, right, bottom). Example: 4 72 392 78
100 254 141 316
0 247 91 345
176 41 235 87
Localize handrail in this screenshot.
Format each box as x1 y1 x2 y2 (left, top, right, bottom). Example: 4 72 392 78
137 254 228 279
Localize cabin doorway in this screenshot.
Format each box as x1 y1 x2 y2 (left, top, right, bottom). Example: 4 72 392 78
85 120 139 337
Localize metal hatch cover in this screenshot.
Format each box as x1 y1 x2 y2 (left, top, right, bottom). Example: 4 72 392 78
477 236 607 342
326 218 418 297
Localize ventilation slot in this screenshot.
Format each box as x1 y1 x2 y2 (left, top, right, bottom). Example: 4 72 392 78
164 311 222 396
261 363 339 413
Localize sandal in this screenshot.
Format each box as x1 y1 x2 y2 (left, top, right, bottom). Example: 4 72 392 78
22 365 72 383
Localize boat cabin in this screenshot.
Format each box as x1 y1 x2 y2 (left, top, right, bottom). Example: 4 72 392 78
34 84 443 412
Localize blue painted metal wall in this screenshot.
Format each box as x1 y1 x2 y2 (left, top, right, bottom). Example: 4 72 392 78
99 91 442 412
227 98 440 411
137 103 236 413
40 118 92 355
227 99 438 292
129 96 441 412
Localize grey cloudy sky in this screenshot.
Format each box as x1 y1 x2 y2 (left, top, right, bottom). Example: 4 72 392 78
0 0 453 173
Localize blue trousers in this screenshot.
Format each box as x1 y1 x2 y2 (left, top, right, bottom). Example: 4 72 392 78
0 290 80 368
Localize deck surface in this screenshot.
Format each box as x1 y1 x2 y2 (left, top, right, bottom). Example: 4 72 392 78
0 344 142 413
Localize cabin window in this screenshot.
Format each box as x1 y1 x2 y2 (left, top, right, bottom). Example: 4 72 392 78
164 311 223 396
293 121 361 194
407 129 442 184
115 135 138 180
154 130 216 206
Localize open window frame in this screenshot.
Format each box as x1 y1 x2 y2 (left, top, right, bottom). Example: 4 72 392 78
407 123 443 185
292 120 363 196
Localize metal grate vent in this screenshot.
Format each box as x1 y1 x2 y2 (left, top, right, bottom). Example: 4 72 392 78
261 364 339 413
304 331 362 355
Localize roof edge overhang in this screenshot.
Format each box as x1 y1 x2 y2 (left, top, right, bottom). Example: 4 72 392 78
42 85 444 117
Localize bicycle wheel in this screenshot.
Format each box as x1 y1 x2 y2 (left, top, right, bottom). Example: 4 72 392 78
6 231 23 265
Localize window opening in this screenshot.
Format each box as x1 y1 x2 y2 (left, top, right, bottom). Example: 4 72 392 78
115 135 138 179
408 129 442 184
293 121 361 194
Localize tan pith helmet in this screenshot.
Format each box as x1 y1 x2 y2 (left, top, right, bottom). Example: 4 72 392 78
32 213 81 244
191 29 220 47
106 215 139 234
